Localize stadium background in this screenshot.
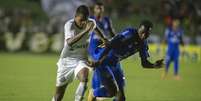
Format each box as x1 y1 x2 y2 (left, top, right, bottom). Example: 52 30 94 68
0 0 201 101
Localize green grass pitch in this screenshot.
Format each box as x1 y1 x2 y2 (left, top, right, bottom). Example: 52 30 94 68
0 53 201 101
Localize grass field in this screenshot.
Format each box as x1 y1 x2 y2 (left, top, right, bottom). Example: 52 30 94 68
0 52 201 101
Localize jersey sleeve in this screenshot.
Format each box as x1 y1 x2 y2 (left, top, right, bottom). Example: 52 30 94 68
139 40 150 60
164 28 170 39
179 28 184 37
89 18 97 30
64 21 74 40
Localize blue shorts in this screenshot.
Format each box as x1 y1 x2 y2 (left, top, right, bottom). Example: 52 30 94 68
92 62 125 97
166 48 180 61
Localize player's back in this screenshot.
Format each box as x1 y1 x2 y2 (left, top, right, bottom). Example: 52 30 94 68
89 27 149 62
110 27 149 60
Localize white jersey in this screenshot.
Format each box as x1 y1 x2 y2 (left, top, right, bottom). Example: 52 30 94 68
60 18 96 59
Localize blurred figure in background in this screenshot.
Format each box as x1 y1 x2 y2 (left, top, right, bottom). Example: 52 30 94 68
162 18 184 80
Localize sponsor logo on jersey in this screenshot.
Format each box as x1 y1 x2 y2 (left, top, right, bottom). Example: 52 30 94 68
69 44 88 51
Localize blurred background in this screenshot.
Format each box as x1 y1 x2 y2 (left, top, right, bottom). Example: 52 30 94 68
0 0 200 54
0 0 201 101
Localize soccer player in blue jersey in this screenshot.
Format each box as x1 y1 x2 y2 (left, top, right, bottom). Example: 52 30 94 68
162 19 184 80
88 2 126 101
88 19 164 101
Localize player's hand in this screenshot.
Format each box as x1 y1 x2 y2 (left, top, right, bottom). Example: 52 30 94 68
98 39 109 48
85 21 94 32
153 59 164 69
98 43 106 48
87 60 100 69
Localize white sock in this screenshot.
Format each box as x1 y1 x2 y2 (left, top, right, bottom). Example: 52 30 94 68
51 96 55 101
75 82 87 101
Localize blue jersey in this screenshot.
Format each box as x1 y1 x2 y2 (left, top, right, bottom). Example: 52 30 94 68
90 16 113 39
89 27 150 63
89 27 150 97
165 27 183 50
111 27 149 61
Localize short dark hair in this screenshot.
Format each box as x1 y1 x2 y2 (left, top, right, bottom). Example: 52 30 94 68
76 5 89 18
139 20 153 30
94 1 104 6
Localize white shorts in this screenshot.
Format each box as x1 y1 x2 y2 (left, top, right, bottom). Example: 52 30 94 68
56 57 90 87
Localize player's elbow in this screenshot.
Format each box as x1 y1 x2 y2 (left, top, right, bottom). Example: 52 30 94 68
66 39 73 46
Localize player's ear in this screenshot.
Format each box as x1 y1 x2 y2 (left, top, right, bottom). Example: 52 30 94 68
138 25 145 34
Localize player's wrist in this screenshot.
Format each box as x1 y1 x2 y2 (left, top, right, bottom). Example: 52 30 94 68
153 59 164 69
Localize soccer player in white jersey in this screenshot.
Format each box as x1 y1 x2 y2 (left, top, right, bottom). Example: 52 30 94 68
51 5 106 101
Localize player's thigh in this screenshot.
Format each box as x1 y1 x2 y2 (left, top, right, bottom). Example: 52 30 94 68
113 64 125 89
56 58 77 87
100 69 117 95
75 60 90 82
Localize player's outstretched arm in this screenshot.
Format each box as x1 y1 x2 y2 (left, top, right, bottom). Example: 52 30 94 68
141 59 164 69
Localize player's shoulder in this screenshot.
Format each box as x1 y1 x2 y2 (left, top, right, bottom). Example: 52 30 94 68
102 16 112 23
88 18 96 23
123 27 137 33
88 18 97 28
119 27 137 36
103 16 110 20
165 26 172 30
64 19 74 27
165 26 172 34
89 16 95 20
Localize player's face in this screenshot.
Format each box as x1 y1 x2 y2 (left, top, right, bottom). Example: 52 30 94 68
172 19 180 30
94 5 104 16
138 25 152 40
75 14 88 28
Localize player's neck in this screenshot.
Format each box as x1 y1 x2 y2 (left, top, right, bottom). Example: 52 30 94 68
74 20 84 29
173 27 179 32
95 14 103 21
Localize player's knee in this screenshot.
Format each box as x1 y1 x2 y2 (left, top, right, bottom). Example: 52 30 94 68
77 68 89 82
80 76 88 82
119 95 126 101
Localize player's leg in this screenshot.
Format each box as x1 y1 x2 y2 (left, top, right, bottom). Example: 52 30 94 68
102 66 118 97
162 53 172 79
173 51 180 80
52 84 68 101
91 66 118 98
52 58 75 101
75 67 89 101
114 88 125 101
165 55 171 73
112 63 126 101
88 89 96 101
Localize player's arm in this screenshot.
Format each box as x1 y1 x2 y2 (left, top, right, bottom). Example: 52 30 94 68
108 18 116 37
141 58 164 69
67 22 93 46
180 31 184 46
88 46 111 67
139 41 164 69
163 28 169 44
94 26 108 43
